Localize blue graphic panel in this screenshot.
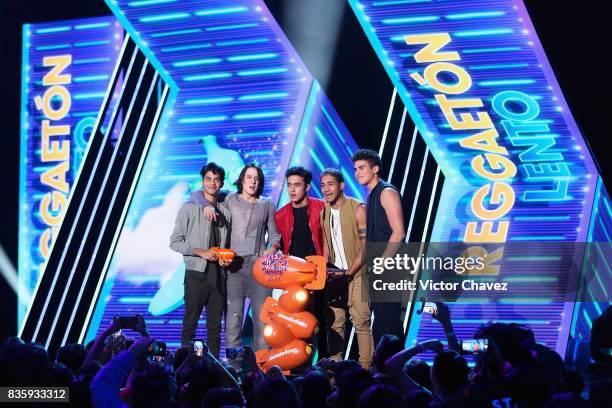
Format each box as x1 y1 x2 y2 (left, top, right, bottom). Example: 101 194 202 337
19 17 123 327
84 0 364 347
570 178 612 351
347 0 604 357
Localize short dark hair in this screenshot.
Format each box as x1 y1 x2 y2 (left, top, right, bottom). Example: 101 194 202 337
373 334 403 372
320 168 344 183
200 162 225 180
235 163 265 197
352 149 382 170
285 166 313 185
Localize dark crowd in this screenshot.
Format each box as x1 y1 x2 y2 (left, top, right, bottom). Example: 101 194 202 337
2 303 611 408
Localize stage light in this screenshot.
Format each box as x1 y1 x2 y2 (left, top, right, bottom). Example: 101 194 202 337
281 0 344 90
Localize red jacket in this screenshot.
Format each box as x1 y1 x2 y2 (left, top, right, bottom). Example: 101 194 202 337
275 197 325 256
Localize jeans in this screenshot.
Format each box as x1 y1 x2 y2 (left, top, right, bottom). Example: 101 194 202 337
226 256 272 351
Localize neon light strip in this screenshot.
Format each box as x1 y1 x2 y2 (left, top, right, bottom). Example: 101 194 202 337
405 147 430 241
446 11 506 20
151 29 201 38
75 22 111 30
35 26 71 34
139 13 190 23
387 108 407 180
194 6 249 16
128 0 177 6
400 126 418 195
379 89 397 158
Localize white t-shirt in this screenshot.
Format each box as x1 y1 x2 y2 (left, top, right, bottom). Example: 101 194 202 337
330 208 349 270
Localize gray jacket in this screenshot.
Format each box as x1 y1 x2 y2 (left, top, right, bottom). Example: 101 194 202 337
169 192 231 272
191 190 281 257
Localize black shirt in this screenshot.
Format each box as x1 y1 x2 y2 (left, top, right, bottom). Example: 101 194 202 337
366 180 398 243
289 206 317 258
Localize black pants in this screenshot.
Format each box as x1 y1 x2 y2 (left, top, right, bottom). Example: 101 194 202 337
181 272 225 358
371 301 404 347
308 289 329 359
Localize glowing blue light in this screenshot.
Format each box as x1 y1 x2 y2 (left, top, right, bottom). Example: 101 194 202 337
382 15 440 24
462 46 521 54
173 58 222 67
128 0 177 6
35 44 70 51
74 75 110 83
205 23 257 32
194 6 249 16
74 22 111 30
151 29 201 38
453 28 514 37
470 63 528 70
227 52 278 62
183 72 232 81
479 79 535 87
178 116 228 124
138 12 190 23
372 0 431 5
446 11 506 20
321 105 346 144
73 93 106 100
184 96 234 105
216 38 269 47
118 297 153 303
74 40 111 47
314 127 339 164
510 235 566 241
308 148 325 171
233 111 283 120
237 67 287 77
35 26 71 34
238 92 289 101
160 43 212 52
74 57 112 64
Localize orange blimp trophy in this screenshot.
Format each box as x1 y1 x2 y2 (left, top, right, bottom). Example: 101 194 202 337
252 253 326 371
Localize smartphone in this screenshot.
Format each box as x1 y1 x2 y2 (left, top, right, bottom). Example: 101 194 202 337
150 341 166 363
116 316 139 330
226 347 244 361
193 339 205 357
422 302 438 315
461 339 488 354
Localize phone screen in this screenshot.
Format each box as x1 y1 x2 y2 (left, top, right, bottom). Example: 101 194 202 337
461 339 488 353
422 302 438 314
193 339 204 357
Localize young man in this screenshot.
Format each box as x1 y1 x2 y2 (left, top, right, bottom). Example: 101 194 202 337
352 149 406 345
275 166 325 257
275 166 327 357
320 168 374 369
170 162 232 358
194 164 281 352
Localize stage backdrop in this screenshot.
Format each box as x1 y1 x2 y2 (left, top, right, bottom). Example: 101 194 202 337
18 17 123 327
348 0 610 359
